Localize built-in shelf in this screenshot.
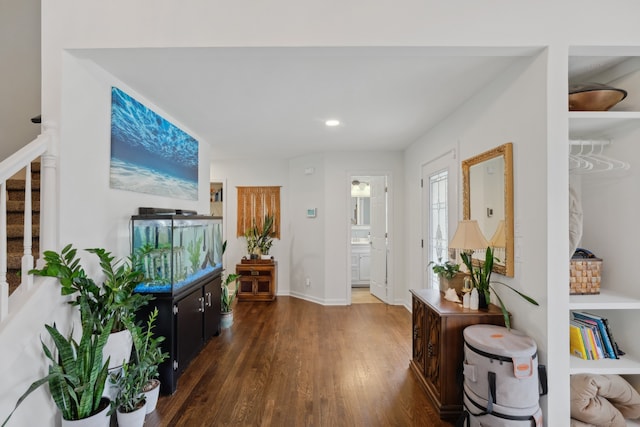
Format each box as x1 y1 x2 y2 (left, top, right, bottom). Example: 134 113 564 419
569 111 640 138
570 289 640 310
570 353 640 375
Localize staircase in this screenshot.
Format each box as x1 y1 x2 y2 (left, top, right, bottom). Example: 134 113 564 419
5 161 40 295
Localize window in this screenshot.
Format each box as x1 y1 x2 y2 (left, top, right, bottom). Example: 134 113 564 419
429 170 448 288
236 186 281 238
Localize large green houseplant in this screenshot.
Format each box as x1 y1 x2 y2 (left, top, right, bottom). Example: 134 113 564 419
30 244 151 334
460 247 539 329
2 302 115 426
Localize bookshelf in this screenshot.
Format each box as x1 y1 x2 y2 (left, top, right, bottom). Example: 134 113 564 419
567 51 640 424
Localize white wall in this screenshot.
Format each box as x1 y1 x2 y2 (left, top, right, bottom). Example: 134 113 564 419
0 0 40 161
405 52 548 405
0 52 214 425
210 157 291 294
14 1 640 425
59 53 210 259
323 152 405 304
211 150 403 305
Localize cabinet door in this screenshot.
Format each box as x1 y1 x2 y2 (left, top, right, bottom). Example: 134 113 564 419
359 254 371 281
203 275 221 340
412 297 426 376
425 308 441 393
176 287 204 374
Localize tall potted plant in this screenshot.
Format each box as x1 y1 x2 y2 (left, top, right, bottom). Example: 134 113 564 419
123 308 168 414
30 244 151 370
460 247 539 329
2 303 115 427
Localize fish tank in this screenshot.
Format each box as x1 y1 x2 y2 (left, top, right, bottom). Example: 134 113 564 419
131 214 223 295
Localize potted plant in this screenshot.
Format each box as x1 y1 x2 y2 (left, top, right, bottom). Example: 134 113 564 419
460 247 539 329
220 272 240 329
2 302 115 427
219 240 239 328
243 214 275 258
428 260 466 293
109 361 147 427
30 244 152 370
123 308 168 414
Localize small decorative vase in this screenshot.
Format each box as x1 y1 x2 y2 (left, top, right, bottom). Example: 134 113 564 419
220 311 234 329
61 398 110 427
478 291 489 309
116 401 147 427
143 379 161 414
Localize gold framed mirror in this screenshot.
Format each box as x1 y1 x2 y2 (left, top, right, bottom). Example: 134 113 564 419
462 142 514 277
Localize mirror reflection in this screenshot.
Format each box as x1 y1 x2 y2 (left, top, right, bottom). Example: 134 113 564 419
462 142 514 277
351 179 371 226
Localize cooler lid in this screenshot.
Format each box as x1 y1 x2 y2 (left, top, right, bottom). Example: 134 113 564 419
464 324 537 358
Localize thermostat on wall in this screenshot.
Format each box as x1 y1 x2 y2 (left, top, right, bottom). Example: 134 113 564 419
307 208 317 218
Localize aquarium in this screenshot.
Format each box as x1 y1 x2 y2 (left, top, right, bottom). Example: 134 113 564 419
131 215 223 295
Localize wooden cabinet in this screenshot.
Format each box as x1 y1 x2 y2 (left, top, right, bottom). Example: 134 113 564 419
136 271 221 395
236 260 277 301
410 288 506 419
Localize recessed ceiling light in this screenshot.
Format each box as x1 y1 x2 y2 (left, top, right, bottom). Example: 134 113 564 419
325 119 340 127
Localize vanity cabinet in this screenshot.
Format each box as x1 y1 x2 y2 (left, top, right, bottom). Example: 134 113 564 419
351 244 371 285
410 288 506 419
236 260 277 301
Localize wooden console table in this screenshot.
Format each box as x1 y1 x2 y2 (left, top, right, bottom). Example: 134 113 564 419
409 288 506 419
236 259 277 301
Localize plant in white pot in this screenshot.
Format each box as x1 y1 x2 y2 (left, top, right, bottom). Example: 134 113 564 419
2 303 115 427
123 308 168 414
220 272 240 329
30 245 152 371
109 361 147 427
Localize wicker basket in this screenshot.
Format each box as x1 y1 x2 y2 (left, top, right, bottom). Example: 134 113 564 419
570 249 602 295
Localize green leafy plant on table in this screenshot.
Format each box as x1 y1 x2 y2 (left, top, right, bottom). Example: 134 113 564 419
460 246 539 329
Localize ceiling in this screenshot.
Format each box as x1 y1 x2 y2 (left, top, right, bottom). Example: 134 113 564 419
73 46 612 160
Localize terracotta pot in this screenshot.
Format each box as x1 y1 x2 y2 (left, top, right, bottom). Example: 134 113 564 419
143 379 161 414
61 397 110 427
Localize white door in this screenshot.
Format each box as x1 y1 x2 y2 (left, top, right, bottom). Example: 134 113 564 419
422 149 458 289
369 175 388 301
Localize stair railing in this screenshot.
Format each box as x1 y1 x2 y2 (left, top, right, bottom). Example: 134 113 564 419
0 124 56 322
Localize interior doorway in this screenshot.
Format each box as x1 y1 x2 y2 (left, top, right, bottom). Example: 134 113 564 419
210 182 223 217
348 174 390 304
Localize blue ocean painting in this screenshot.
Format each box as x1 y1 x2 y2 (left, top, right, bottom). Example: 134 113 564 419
110 87 198 200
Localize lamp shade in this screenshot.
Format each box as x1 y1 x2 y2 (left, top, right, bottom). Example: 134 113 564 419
489 220 506 248
449 220 489 251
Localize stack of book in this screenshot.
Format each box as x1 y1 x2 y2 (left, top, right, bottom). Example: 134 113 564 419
570 311 624 360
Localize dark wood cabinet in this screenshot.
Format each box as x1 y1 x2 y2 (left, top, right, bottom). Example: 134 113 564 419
410 288 506 419
136 271 221 395
236 260 277 301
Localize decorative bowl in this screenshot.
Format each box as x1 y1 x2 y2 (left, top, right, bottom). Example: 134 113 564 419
569 83 627 111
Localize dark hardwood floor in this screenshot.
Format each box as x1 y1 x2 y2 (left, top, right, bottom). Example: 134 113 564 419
145 297 455 427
